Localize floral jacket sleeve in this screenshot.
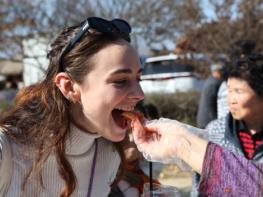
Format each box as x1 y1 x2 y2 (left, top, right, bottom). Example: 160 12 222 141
198 142 263 197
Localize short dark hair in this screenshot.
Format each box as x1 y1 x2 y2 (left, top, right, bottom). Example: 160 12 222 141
228 53 263 96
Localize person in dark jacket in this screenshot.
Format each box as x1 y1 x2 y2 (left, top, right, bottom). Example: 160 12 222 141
197 62 223 128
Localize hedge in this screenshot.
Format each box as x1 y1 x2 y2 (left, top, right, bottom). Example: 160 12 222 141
143 91 200 126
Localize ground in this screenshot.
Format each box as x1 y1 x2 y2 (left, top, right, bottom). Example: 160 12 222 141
158 164 192 197
140 161 192 197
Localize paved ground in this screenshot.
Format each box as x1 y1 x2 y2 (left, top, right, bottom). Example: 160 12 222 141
141 161 192 197
159 172 192 197
158 164 192 197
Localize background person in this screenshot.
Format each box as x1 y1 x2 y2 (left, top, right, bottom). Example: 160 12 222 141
216 63 229 119
197 62 223 128
0 16 144 197
144 103 160 120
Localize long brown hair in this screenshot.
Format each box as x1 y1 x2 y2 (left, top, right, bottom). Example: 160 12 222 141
0 23 126 197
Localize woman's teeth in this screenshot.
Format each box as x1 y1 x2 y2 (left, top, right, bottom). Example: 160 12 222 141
115 106 134 111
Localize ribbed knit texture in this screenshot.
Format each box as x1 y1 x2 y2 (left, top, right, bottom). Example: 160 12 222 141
0 124 121 197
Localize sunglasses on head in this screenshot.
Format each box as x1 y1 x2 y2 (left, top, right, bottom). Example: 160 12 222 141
59 17 132 71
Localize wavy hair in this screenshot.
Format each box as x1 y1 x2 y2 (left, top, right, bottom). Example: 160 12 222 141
0 23 127 197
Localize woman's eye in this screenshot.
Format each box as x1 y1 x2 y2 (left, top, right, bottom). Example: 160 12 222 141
235 89 242 94
113 79 128 86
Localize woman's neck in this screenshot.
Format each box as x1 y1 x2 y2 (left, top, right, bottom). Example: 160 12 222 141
70 103 97 134
245 117 263 134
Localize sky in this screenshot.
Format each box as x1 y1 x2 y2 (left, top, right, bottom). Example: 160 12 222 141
201 0 217 20
1 0 234 58
201 0 239 21
139 0 220 55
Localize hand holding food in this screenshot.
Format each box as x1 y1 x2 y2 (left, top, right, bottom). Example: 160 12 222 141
122 111 155 134
122 112 189 163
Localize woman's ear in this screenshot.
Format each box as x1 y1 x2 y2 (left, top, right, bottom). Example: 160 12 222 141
54 73 80 103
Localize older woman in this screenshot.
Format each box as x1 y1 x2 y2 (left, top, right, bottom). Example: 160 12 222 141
128 54 263 197
190 54 263 196
130 117 263 196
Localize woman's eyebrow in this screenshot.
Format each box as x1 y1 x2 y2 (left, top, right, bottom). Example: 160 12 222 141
110 68 132 75
110 68 143 75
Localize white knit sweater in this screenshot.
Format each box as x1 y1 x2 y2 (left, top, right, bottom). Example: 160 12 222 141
0 124 121 197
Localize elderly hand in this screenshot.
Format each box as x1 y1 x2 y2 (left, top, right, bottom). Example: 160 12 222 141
131 118 193 163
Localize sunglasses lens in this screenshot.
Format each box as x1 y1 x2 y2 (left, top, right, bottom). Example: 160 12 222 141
89 17 112 33
112 19 131 33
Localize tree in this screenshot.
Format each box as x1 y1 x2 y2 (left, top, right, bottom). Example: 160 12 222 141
0 0 204 62
2 0 263 65
182 0 263 60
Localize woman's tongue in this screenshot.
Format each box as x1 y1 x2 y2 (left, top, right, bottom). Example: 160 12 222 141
112 109 128 129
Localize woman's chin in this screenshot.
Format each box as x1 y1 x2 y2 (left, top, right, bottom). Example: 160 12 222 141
111 132 126 142
102 118 128 142
112 124 128 141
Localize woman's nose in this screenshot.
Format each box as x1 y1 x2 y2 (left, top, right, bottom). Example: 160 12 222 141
128 82 144 101
228 93 237 104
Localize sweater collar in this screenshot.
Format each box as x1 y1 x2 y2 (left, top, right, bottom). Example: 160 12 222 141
65 123 101 155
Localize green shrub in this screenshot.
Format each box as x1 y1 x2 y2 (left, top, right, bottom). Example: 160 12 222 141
0 100 13 114
143 91 200 126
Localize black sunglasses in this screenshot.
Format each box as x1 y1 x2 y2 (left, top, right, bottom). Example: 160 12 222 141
59 17 132 71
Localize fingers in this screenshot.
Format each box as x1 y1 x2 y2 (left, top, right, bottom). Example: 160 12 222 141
131 118 145 145
143 123 159 133
146 119 186 135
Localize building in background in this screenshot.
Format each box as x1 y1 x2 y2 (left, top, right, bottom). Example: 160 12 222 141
22 37 49 86
0 59 23 89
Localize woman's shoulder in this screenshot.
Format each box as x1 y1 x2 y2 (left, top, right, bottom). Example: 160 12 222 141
0 128 12 164
205 117 227 136
204 116 229 144
0 128 10 156
0 128 13 195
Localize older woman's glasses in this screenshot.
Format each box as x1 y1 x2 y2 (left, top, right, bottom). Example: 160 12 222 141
59 17 132 71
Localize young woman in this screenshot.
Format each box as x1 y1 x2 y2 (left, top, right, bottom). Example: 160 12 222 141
0 17 144 197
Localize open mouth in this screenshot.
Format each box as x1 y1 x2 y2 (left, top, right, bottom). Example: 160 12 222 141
112 109 130 129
